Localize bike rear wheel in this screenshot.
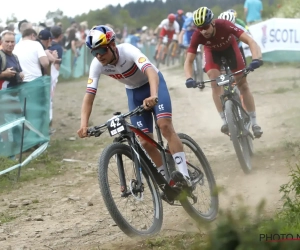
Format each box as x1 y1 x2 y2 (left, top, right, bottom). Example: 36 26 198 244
98 143 163 237
225 100 252 173
169 133 219 223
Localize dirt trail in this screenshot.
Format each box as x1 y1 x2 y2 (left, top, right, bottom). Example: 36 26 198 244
0 64 299 249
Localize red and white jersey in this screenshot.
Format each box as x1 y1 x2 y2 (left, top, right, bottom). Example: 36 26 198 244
87 43 159 95
159 19 180 33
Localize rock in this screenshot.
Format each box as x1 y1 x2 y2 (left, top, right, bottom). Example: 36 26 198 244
68 196 80 201
67 137 76 141
0 237 6 241
33 215 44 221
87 201 93 206
61 198 69 202
22 200 32 206
60 121 67 127
8 203 18 208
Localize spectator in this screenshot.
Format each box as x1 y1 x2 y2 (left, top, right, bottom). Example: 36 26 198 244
0 30 24 149
115 28 123 43
38 29 60 74
244 0 263 25
56 22 66 48
13 28 50 82
49 26 64 130
15 20 32 44
49 26 64 70
0 31 24 89
125 29 140 48
5 23 15 32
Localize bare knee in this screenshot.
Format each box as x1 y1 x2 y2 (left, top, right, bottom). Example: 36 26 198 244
139 137 154 152
238 80 250 94
158 118 175 139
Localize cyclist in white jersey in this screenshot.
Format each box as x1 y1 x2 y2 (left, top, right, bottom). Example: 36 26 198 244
77 25 191 186
153 14 180 61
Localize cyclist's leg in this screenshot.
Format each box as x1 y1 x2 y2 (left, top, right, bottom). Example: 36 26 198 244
204 49 226 132
171 33 178 57
154 29 165 60
153 72 191 183
230 44 263 137
126 85 164 169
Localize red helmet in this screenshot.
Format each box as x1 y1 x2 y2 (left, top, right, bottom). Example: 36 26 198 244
177 9 184 15
168 13 176 22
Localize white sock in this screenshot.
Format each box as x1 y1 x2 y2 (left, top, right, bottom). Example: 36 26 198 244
157 165 166 179
172 152 190 178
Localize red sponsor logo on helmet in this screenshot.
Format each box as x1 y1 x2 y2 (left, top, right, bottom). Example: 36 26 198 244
106 31 114 41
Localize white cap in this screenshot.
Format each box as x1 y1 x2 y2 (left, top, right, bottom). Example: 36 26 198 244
141 26 148 31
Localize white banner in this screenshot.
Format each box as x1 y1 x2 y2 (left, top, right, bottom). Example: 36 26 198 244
246 18 300 54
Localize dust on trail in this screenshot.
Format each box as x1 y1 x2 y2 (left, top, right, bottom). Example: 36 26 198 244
0 64 299 249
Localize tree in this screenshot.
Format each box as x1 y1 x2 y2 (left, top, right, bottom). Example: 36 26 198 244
46 9 63 20
6 13 18 24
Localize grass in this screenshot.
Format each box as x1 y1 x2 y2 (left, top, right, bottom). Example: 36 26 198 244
0 138 100 194
0 212 17 224
273 87 291 94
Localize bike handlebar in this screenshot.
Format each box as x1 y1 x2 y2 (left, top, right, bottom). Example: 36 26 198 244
192 67 252 89
87 98 158 137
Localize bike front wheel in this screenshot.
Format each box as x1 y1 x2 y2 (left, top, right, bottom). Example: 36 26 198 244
225 100 252 173
98 142 163 237
174 133 219 223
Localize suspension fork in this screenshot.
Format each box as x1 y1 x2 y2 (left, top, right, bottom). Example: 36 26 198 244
129 136 144 191
153 114 170 182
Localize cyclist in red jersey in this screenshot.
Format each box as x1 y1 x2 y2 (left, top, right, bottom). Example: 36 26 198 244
184 7 263 138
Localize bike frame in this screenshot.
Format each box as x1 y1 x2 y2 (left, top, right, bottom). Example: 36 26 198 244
220 59 251 136
110 112 181 202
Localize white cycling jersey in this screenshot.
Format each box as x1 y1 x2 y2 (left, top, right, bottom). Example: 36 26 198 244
87 43 159 95
159 19 180 33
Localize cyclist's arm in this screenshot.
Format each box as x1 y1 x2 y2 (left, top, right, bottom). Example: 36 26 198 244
184 31 201 78
178 29 185 44
239 32 262 60
144 67 159 97
80 93 95 128
81 58 102 128
184 52 196 79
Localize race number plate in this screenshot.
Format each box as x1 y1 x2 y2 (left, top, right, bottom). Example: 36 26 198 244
217 74 230 86
107 116 125 136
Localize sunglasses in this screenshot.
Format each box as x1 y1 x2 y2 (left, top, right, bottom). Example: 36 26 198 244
91 46 109 57
197 24 211 31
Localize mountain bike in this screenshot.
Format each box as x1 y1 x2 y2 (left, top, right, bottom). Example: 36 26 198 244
165 34 178 67
87 105 218 237
187 58 254 174
155 36 169 69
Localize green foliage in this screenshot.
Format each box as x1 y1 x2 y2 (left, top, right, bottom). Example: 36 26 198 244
273 0 300 18
277 163 300 231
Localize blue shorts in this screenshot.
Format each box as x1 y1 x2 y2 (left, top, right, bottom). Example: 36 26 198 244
126 72 172 133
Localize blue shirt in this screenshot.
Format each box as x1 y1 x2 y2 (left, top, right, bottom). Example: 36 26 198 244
49 41 64 64
15 33 22 44
244 0 263 23
182 17 196 46
0 52 23 88
175 14 186 31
